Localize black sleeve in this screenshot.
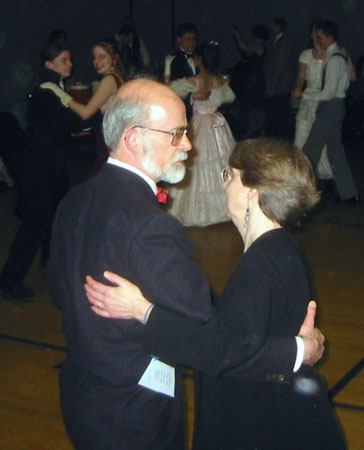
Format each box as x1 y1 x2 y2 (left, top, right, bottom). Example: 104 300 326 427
143 250 296 383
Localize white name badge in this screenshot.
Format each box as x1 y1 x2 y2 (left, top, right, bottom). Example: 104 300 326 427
138 357 175 398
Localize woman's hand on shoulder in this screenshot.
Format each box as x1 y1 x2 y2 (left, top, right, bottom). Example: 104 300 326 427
210 75 229 89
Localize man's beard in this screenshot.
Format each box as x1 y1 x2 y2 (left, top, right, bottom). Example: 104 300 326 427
142 143 188 184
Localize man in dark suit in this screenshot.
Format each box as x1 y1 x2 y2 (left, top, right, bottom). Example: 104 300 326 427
47 79 212 450
48 79 324 449
264 17 295 138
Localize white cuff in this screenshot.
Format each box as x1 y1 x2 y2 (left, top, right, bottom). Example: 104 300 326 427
294 336 304 372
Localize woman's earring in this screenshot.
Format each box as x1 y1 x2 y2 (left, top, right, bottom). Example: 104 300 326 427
243 192 252 228
243 206 250 227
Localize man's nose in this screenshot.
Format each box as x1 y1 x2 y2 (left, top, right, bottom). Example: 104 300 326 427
180 133 192 151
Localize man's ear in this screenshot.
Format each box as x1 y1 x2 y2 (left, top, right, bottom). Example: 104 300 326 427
45 61 53 71
177 36 182 47
124 128 142 155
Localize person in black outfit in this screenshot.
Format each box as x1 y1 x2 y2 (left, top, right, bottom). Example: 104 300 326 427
0 112 24 190
264 17 296 138
114 22 150 78
85 138 346 450
231 24 270 136
0 41 84 302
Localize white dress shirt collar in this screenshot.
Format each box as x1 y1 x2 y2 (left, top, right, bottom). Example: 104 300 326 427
179 46 193 56
325 42 339 58
107 157 157 195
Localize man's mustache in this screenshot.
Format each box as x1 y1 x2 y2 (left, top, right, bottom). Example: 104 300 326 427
172 152 188 163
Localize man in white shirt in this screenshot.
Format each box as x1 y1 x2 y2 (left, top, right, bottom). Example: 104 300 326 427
303 20 359 203
164 22 198 83
164 23 210 119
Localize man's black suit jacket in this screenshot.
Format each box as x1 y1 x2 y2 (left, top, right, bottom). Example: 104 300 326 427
47 163 212 450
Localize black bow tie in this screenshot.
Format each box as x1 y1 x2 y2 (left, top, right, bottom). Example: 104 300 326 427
181 50 193 58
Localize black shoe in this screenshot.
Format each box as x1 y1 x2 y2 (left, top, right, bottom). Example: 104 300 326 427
0 280 34 303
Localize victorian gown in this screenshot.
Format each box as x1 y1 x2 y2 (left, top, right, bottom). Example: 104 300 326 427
167 78 236 226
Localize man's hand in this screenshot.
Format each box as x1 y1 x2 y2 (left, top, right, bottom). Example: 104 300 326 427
299 301 325 366
192 88 211 101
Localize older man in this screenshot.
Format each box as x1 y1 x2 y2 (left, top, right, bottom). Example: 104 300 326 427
48 79 323 450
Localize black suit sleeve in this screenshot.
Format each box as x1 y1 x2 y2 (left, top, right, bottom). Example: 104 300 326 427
128 212 213 321
143 249 296 383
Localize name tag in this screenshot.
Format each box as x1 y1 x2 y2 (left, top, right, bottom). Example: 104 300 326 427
138 357 175 398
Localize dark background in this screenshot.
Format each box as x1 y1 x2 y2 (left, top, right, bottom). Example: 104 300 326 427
1 0 363 109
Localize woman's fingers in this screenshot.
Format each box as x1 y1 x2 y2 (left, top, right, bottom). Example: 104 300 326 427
86 275 110 292
84 282 106 303
103 271 128 286
91 306 112 318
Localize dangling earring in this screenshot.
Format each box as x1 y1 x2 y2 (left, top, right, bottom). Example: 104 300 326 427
243 206 250 227
243 196 250 228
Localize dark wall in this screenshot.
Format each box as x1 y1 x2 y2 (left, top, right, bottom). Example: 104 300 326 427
1 0 363 109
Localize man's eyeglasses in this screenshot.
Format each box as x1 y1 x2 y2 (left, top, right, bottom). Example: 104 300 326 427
133 126 188 146
221 168 232 183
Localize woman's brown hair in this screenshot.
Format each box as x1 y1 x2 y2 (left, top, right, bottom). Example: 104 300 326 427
229 138 320 226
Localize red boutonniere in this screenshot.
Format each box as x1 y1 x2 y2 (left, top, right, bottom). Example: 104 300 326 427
156 187 169 204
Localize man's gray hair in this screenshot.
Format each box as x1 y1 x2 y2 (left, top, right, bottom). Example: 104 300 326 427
103 95 150 151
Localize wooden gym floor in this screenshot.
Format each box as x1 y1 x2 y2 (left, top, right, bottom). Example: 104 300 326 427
0 136 363 449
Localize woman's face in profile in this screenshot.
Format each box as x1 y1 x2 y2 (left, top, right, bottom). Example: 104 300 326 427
46 50 72 79
312 30 323 49
93 46 114 75
224 168 249 230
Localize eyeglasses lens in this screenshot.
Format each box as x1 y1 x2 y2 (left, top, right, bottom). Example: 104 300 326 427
172 128 187 146
221 168 232 183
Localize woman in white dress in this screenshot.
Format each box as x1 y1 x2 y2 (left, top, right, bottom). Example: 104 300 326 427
167 41 236 226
